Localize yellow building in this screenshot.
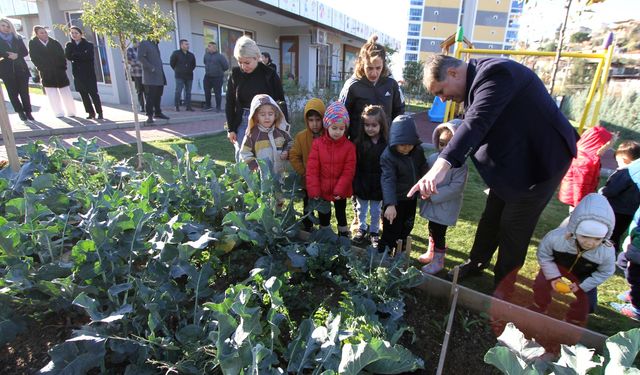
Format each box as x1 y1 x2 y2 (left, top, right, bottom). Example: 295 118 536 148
404 0 523 62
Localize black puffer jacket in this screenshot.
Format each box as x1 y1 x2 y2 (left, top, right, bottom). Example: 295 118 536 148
339 75 404 140
380 115 427 206
169 49 196 80
353 137 387 201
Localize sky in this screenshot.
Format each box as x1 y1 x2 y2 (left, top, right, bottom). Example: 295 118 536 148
322 0 638 79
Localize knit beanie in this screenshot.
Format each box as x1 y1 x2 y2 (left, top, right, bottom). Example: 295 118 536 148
323 101 349 129
575 219 608 238
304 98 326 119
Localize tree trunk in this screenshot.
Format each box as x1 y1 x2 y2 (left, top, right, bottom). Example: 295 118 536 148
549 0 573 96
120 41 144 170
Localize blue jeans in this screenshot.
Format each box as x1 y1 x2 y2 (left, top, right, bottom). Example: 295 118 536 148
357 198 382 233
175 78 192 108
233 109 250 162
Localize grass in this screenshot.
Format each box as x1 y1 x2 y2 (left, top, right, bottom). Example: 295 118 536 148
105 131 637 338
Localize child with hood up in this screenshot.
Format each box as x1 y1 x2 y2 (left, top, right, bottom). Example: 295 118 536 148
290 98 326 231
530 193 616 325
558 125 615 210
306 101 356 236
239 94 292 179
418 119 468 274
379 115 428 253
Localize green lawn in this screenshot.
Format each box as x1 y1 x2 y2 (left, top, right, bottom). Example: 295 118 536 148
105 132 637 337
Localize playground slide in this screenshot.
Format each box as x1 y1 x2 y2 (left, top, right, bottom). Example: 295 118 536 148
428 96 445 122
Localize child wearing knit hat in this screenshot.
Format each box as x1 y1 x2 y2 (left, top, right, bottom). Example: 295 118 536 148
305 101 356 237
530 193 616 325
290 98 326 231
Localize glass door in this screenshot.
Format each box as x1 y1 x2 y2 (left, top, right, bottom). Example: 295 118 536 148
279 36 298 81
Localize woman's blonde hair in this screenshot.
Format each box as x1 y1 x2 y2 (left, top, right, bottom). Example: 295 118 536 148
32 25 47 39
354 35 389 80
234 35 261 60
0 18 19 37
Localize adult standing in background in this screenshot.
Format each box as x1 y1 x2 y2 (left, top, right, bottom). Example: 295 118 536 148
261 52 277 71
0 18 32 121
226 36 287 162
408 55 579 299
169 39 196 111
203 41 229 112
65 26 102 120
138 38 169 124
339 35 404 141
126 40 145 112
29 25 76 118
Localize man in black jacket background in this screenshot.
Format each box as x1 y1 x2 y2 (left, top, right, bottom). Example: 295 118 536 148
409 55 579 299
170 39 196 111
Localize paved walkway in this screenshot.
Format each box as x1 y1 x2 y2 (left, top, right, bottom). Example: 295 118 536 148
1 91 617 174
0 89 227 161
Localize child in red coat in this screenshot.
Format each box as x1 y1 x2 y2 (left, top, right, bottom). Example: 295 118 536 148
306 101 356 237
558 125 615 210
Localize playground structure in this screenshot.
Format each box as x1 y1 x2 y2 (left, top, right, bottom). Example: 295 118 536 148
438 27 615 134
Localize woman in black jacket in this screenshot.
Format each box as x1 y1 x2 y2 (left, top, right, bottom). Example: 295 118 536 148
65 26 102 119
225 36 287 162
0 18 32 121
29 25 76 117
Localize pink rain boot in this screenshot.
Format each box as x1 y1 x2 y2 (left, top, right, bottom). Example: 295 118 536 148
418 236 435 264
421 248 446 274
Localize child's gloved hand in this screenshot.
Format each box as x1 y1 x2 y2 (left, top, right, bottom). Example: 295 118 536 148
551 278 571 294
384 205 397 224
280 151 289 160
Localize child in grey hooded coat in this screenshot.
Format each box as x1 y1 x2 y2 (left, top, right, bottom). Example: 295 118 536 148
418 119 468 274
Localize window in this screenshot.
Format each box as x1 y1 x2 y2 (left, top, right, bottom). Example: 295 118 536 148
408 23 420 36
209 23 254 81
280 36 298 82
405 53 418 62
406 39 419 51
506 30 518 39
65 11 111 84
410 0 423 6
409 8 422 21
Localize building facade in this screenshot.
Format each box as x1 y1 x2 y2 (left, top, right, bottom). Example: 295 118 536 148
2 0 399 106
404 0 523 63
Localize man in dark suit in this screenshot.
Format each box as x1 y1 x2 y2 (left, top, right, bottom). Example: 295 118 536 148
408 55 579 299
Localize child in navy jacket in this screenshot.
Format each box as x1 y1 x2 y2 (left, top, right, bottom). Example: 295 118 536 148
379 115 428 253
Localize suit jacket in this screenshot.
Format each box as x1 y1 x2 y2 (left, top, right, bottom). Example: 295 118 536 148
29 37 70 88
137 40 166 86
439 58 578 201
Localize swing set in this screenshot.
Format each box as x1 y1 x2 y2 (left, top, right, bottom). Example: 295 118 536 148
441 27 615 134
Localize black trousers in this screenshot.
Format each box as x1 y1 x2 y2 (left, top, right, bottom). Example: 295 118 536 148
203 75 223 109
428 221 448 249
75 79 102 116
132 76 145 110
627 262 640 308
380 199 417 251
611 212 633 253
145 85 164 116
4 74 31 113
318 198 347 228
468 168 567 290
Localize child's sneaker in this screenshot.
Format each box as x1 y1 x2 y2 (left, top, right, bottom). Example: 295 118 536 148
369 232 380 249
421 250 445 274
617 290 632 303
611 302 640 321
352 229 367 244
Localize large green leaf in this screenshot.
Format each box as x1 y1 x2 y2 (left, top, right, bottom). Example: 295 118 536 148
39 334 106 374
605 328 640 373
484 346 540 375
551 344 602 374
338 338 424 375
0 317 25 345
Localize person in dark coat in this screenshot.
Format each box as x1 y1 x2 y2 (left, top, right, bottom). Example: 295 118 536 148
0 18 32 121
260 52 277 71
29 25 76 117
339 35 405 141
169 39 196 111
203 41 229 112
352 104 389 247
65 26 102 120
138 39 169 123
379 115 428 253
409 55 579 299
226 36 288 162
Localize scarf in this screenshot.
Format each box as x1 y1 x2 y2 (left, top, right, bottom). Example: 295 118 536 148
0 31 14 43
